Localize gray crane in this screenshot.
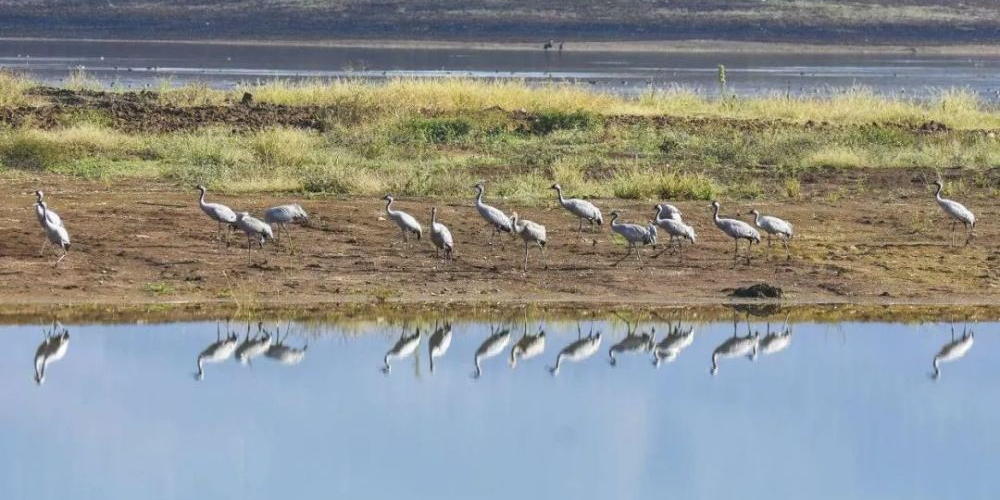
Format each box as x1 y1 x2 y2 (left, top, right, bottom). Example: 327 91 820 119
652 204 696 260
263 203 309 252
429 207 454 261
510 211 547 271
34 190 64 256
36 195 70 265
473 182 512 246
551 183 603 232
932 180 976 246
652 323 695 368
383 195 422 243
748 209 794 260
609 210 653 266
234 212 273 265
196 185 237 247
711 201 760 267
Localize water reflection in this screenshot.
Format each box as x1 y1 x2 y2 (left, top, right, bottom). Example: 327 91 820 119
234 321 272 366
428 322 453 373
548 324 602 376
652 322 695 368
263 324 308 366
510 324 545 369
194 323 239 380
473 324 511 378
709 315 760 376
32 322 70 385
381 327 420 374
607 316 655 367
760 323 792 357
3 318 998 499
931 326 975 380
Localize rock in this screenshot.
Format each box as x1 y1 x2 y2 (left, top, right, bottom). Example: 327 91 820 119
729 283 783 299
240 92 253 105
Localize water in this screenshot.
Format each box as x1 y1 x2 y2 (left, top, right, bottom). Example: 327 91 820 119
2 39 1000 99
1 317 996 499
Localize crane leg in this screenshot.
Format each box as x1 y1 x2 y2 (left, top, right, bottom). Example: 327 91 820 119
578 218 584 233
54 248 67 267
732 239 739 268
540 243 547 269
523 242 529 271
284 224 296 255
635 244 642 266
783 237 791 260
39 238 49 257
964 222 973 246
745 240 754 265
247 235 253 265
766 234 772 260
612 245 632 266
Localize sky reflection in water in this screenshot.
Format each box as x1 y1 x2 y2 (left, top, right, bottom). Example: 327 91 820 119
0 319 997 499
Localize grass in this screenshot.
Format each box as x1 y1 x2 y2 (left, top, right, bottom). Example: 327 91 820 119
1 77 1000 201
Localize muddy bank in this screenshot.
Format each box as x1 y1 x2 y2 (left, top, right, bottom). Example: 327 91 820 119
2 176 999 316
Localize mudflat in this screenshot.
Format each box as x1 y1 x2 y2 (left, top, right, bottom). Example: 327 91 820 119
3 175 997 311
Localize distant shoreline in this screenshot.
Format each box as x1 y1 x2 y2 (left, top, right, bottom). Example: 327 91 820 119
3 37 1000 56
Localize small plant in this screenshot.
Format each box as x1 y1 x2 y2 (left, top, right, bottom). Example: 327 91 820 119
785 178 802 199
142 282 175 296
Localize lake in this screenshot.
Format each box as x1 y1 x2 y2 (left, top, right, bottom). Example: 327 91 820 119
2 39 1000 99
1 315 995 499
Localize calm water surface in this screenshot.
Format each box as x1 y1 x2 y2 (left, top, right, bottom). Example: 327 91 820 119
0 318 996 499
2 39 1000 99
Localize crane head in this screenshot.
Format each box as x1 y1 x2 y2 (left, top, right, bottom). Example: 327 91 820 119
749 209 760 216
549 183 561 190
382 194 393 202
35 190 44 200
196 184 206 192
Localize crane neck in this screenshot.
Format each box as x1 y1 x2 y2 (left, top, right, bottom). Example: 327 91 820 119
555 186 566 205
752 211 761 225
385 198 394 215
932 357 941 379
474 186 484 206
610 212 620 226
509 347 518 368
712 203 721 222
431 209 437 225
934 183 944 200
198 188 207 206
550 355 563 375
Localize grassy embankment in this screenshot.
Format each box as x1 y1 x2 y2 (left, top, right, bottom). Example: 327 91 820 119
1 71 999 204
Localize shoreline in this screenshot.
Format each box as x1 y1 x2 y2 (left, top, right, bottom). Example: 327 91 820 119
3 36 1000 56
2 300 999 325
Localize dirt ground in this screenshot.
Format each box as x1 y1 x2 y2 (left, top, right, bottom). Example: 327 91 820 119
2 175 999 312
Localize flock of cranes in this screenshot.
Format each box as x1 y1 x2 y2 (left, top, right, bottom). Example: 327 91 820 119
26 316 978 385
31 179 977 270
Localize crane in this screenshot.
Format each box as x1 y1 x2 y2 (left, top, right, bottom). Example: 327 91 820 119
429 207 454 261
932 180 976 246
263 203 309 252
383 195 422 243
550 183 602 232
748 209 794 260
609 211 654 266
196 185 237 247
711 201 760 267
473 182 512 246
510 211 547 271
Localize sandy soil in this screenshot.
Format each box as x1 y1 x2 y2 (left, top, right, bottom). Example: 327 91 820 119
2 175 998 312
